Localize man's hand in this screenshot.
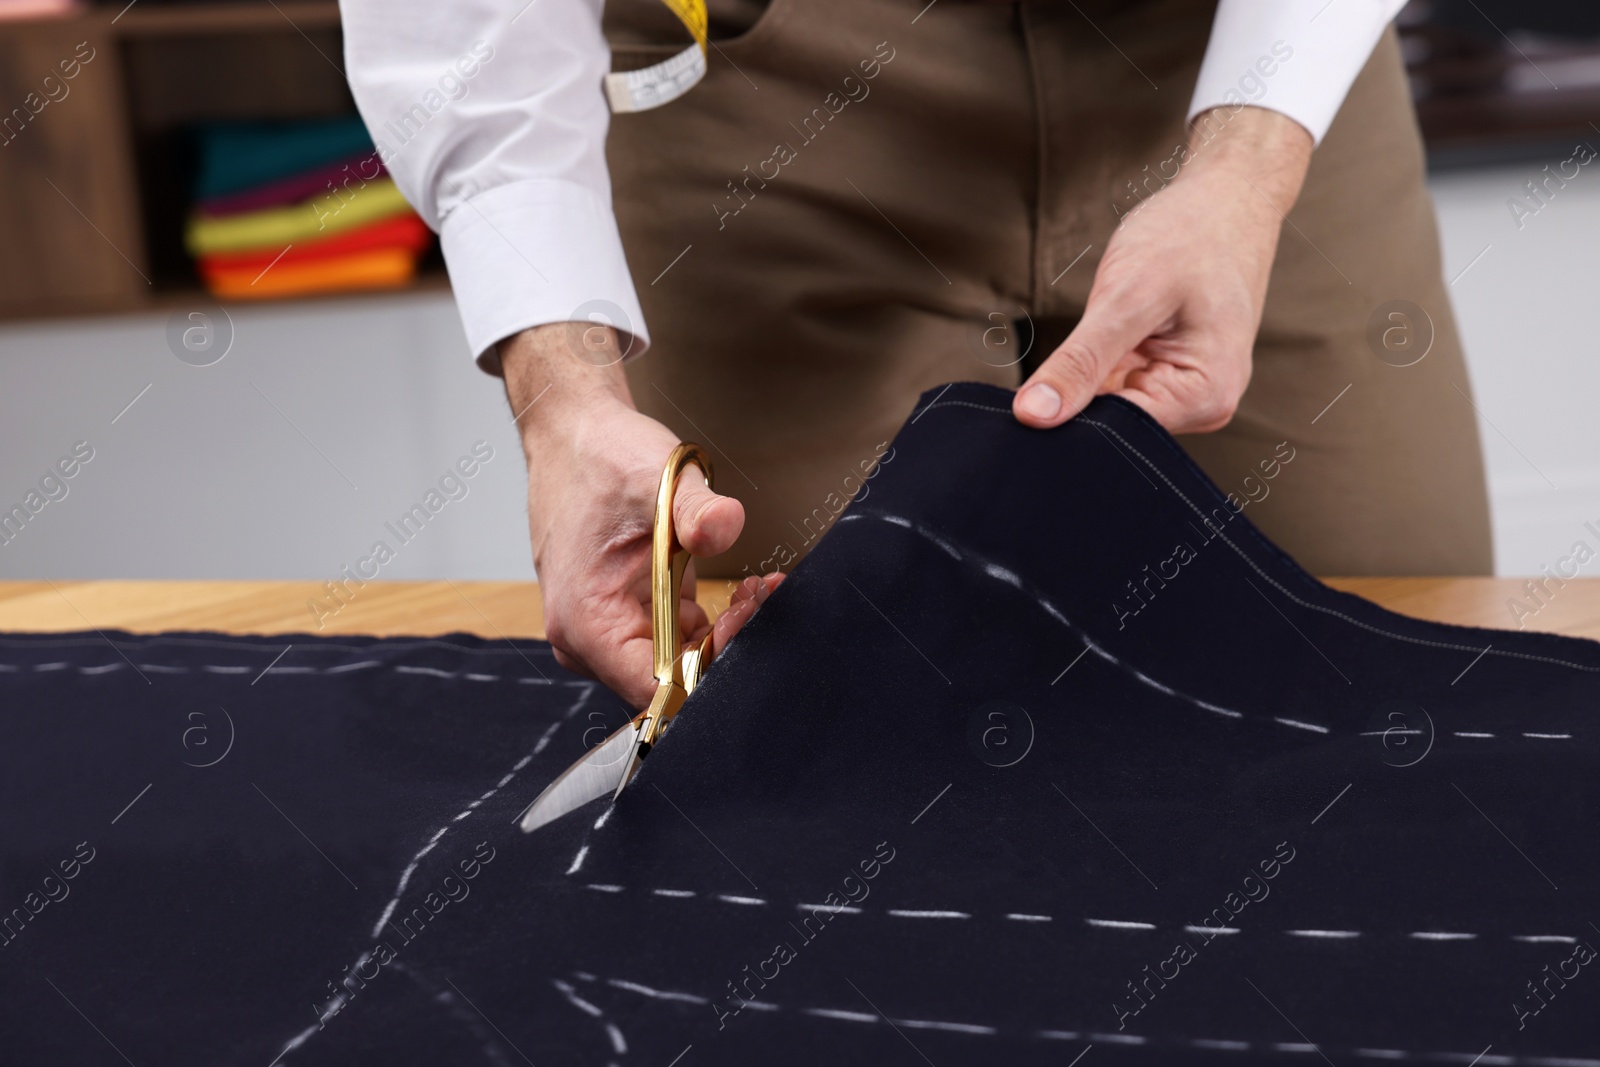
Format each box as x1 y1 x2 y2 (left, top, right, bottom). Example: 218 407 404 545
501 322 781 708
1013 106 1314 434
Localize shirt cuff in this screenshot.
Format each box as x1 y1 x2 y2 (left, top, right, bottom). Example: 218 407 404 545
438 177 649 374
1186 0 1400 146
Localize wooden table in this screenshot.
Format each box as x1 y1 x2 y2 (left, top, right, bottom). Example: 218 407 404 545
0 579 1594 641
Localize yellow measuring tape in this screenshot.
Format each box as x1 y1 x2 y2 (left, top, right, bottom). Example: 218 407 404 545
604 0 710 113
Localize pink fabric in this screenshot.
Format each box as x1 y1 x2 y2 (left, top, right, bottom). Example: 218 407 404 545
198 152 386 217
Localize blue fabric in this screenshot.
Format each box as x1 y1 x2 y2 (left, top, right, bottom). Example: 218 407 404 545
192 115 375 199
2 383 1595 1066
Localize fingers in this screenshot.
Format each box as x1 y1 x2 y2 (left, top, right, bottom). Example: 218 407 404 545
610 632 665 708
1013 286 1169 430
679 557 710 642
1112 347 1250 435
711 572 784 657
559 467 743 711
672 467 745 559
566 572 781 706
552 625 661 709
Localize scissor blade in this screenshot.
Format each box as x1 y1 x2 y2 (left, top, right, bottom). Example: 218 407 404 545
517 721 641 834
613 739 647 803
613 680 683 801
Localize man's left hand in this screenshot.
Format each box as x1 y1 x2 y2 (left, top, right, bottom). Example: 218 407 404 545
1012 106 1315 435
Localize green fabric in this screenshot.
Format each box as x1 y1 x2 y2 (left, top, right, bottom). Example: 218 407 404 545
194 115 376 199
185 179 411 255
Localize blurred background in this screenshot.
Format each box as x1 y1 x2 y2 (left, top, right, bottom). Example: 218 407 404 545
0 0 1597 581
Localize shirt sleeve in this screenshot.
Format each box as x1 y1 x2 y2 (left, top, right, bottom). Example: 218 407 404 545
1187 0 1409 146
341 0 647 372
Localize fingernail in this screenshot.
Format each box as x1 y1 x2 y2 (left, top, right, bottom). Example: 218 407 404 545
1018 384 1062 420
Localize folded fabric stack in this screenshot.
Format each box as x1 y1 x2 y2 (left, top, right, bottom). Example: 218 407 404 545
184 116 432 300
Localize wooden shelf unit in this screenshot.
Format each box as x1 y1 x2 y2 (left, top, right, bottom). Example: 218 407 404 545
0 1 443 322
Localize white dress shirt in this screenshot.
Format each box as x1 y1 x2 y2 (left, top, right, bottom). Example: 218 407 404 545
341 0 1408 369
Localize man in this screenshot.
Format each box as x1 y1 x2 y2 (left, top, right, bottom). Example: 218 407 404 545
343 0 1492 707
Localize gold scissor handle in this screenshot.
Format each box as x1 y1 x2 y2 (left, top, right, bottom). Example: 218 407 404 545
626 443 716 775
651 442 715 687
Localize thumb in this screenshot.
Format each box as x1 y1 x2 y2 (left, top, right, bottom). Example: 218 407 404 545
1013 289 1163 429
672 465 745 558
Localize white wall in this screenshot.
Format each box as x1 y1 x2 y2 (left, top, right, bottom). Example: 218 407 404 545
0 291 535 581
0 162 1596 581
1432 159 1600 576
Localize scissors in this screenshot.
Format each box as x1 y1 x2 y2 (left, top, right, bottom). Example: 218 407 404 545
517 443 717 834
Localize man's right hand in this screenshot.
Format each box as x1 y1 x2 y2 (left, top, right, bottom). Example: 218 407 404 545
500 322 781 709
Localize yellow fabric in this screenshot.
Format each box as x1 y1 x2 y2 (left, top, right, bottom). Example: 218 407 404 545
201 247 417 300
185 179 412 256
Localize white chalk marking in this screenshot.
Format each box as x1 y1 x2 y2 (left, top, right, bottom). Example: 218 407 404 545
324 660 380 673
605 977 708 1005
1273 716 1330 734
396 665 454 678
1286 929 1361 938
895 1018 997 1035
804 1008 878 1023
1090 1032 1147 1045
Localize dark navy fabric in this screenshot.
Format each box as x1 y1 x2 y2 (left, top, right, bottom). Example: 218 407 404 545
2 382 1597 1066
